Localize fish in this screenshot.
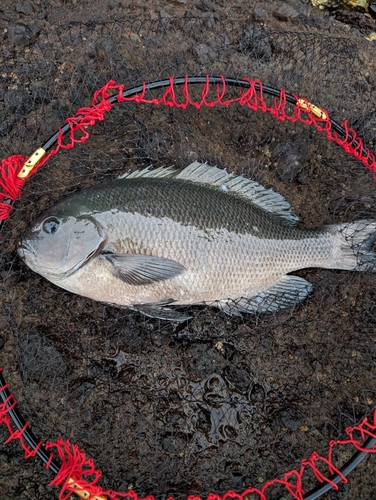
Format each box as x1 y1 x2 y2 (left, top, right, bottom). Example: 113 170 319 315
18 161 376 322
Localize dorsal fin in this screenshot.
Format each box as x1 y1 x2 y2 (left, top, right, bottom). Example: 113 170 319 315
120 161 299 224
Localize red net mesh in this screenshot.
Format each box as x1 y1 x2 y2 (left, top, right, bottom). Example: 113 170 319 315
1 372 375 499
1 77 376 224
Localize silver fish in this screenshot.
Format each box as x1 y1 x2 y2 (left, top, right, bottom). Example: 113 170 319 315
18 161 376 321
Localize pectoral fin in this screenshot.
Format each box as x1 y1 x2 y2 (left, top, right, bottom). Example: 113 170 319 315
133 299 192 322
105 254 186 286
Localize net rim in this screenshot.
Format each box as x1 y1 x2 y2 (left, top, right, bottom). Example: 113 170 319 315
0 75 375 500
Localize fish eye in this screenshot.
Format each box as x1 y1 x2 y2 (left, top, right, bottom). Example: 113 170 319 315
43 217 61 234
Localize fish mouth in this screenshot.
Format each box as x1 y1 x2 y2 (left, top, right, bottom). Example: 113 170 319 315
17 238 104 280
18 240 35 260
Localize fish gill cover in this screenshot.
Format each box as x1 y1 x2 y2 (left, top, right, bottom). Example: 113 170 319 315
0 11 376 500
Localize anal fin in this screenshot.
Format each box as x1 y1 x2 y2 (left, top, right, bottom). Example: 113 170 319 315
217 275 313 316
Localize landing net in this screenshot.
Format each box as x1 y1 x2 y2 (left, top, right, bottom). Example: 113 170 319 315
0 18 375 500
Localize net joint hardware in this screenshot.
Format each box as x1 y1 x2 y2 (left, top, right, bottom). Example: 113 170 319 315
297 98 327 120
17 148 47 179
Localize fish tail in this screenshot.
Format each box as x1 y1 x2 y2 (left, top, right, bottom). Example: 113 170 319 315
329 220 376 271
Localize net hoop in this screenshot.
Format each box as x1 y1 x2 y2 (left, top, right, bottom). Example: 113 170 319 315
0 75 375 499
0 370 375 500
1 75 376 227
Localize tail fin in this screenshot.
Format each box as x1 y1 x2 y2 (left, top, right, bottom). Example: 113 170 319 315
329 220 376 271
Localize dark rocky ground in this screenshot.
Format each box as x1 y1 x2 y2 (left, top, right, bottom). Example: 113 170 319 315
0 1 376 499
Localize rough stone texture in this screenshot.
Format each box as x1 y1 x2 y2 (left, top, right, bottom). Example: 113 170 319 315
7 24 35 47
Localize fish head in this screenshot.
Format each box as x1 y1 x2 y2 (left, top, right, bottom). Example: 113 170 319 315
18 213 106 280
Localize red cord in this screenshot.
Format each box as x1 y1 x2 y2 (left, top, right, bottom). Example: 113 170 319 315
1 368 375 500
0 369 48 461
0 78 376 498
1 76 376 221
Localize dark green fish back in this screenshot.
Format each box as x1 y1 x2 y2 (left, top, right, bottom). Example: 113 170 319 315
51 176 316 240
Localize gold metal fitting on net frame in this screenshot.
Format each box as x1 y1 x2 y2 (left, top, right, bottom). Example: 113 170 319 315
67 477 107 500
296 98 327 120
17 148 47 179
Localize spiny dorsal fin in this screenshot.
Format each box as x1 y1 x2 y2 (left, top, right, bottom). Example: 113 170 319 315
120 165 177 180
120 161 299 224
